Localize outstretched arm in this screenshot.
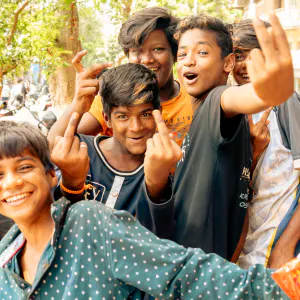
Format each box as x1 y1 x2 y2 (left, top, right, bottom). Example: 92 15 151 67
221 14 294 118
107 209 287 299
47 50 111 149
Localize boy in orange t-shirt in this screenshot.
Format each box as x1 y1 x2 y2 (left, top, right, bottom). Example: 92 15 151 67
76 7 192 147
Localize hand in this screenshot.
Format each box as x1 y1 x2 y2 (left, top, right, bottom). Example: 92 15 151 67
51 112 90 190
248 107 272 160
248 14 294 106
144 110 182 200
268 242 295 269
72 50 111 113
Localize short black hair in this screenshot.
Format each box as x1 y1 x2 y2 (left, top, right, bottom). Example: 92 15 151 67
0 121 53 171
174 14 233 58
100 63 160 117
118 7 179 58
231 19 271 50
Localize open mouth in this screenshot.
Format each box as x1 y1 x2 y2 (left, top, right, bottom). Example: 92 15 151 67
148 67 159 73
183 71 199 84
2 192 32 204
241 73 249 80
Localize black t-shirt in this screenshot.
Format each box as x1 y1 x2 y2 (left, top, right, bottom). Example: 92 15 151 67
137 86 252 260
55 135 145 216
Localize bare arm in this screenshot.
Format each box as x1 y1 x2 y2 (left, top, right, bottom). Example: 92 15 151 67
77 111 103 135
47 50 110 149
221 15 293 118
268 204 300 269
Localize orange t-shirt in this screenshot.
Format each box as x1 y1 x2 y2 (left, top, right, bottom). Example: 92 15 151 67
89 82 193 147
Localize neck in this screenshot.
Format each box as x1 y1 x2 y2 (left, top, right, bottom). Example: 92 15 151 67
191 90 210 112
100 138 144 172
159 75 179 103
17 205 55 252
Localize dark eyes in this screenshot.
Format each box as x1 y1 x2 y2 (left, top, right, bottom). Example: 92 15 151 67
235 54 245 61
18 165 34 172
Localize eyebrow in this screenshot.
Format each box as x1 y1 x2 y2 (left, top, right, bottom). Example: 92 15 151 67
179 41 211 50
113 108 153 115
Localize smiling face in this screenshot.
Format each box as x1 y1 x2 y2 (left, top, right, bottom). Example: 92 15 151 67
106 103 156 155
128 29 174 89
177 29 231 99
0 150 57 224
232 49 251 85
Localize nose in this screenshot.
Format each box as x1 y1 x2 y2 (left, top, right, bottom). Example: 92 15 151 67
128 117 144 133
0 172 24 191
139 52 154 65
183 53 196 67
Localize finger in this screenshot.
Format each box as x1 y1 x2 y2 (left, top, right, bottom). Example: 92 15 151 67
152 110 172 148
71 136 80 151
253 17 277 63
257 107 272 127
78 79 99 88
247 114 254 127
249 48 266 74
63 112 80 152
85 63 113 80
269 13 292 58
77 87 98 98
145 138 155 156
53 135 63 148
79 142 88 156
153 133 164 151
72 50 88 73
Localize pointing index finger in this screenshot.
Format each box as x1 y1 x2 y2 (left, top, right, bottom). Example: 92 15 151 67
72 50 88 73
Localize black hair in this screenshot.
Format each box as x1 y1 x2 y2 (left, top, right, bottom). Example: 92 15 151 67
174 14 233 58
100 63 160 117
118 7 179 58
231 19 271 50
0 121 53 171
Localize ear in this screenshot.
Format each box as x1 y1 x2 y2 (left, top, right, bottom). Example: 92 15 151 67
223 53 235 73
47 169 58 189
102 111 112 128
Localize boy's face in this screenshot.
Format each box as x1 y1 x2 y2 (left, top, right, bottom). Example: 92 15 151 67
177 29 229 98
0 150 57 223
128 29 174 89
232 49 251 85
106 103 156 155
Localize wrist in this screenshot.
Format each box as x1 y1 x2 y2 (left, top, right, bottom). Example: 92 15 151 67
70 100 89 115
61 178 85 191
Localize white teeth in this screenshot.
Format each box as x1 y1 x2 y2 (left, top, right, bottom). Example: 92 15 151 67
242 74 249 78
5 193 30 203
149 68 159 72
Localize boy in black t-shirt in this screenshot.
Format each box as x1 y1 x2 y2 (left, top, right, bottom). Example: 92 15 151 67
48 63 166 216
137 14 295 261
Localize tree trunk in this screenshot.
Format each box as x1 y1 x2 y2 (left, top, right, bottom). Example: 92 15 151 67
49 1 81 106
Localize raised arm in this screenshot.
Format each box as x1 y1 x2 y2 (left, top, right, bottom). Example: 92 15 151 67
107 209 288 299
47 50 111 149
221 14 294 118
51 112 90 201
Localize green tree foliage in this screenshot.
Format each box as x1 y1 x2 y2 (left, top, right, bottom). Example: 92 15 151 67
0 0 68 81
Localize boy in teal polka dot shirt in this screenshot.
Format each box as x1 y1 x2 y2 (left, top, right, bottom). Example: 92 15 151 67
0 119 288 299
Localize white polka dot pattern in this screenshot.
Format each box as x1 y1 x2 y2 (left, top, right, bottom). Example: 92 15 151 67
0 198 288 299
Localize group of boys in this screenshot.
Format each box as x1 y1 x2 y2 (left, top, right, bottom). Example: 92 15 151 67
0 6 299 299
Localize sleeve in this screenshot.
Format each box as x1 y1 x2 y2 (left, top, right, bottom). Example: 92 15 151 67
88 95 110 135
277 92 300 170
135 181 176 240
106 210 287 299
206 86 243 148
